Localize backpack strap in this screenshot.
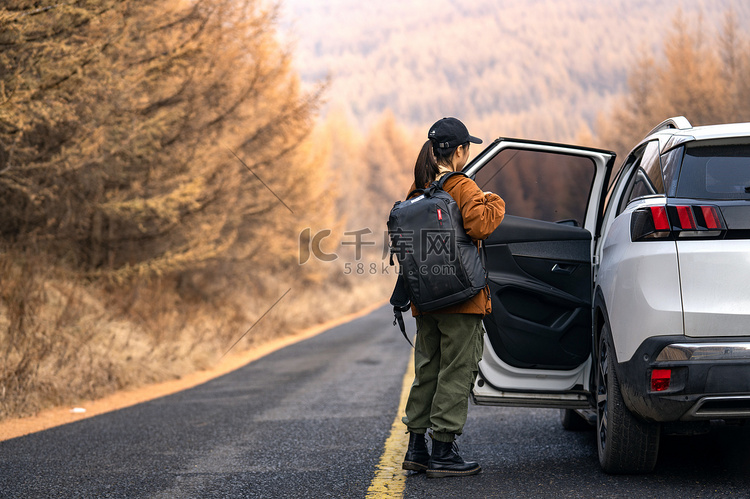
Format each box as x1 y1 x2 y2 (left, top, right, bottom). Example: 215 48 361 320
389 274 413 347
436 171 487 269
433 171 488 276
435 171 467 190
407 188 425 199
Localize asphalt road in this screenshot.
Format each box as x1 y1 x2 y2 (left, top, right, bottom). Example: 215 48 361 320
2 305 750 498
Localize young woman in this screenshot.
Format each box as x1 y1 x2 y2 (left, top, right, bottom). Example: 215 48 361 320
401 117 505 478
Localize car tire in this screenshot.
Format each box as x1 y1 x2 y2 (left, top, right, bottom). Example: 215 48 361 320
560 409 590 431
596 322 660 474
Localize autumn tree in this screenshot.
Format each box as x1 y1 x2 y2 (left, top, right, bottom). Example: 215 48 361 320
718 9 750 124
313 107 364 229
362 110 417 212
596 8 750 157
0 0 345 420
0 0 323 283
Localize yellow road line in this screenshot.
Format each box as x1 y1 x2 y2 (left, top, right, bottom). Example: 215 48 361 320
366 352 415 498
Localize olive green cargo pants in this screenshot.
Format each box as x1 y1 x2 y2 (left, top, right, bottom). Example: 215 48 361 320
402 313 484 443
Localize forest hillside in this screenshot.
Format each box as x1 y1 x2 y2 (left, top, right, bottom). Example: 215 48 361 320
282 0 750 141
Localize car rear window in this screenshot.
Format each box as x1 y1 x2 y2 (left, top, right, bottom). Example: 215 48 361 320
675 144 750 200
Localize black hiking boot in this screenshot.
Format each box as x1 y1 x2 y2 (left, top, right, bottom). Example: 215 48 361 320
402 432 429 472
426 439 481 478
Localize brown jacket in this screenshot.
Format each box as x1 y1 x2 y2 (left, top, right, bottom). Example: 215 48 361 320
407 174 506 317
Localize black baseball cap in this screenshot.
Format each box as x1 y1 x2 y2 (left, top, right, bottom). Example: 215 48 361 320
428 117 483 149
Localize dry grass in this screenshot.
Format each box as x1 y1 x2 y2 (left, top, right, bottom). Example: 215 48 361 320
0 248 393 421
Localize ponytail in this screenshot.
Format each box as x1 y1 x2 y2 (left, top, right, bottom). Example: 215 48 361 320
414 140 440 188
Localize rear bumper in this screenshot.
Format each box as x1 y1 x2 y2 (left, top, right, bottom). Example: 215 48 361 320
617 336 750 422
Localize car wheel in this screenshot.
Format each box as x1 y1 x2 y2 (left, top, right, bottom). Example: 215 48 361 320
596 322 660 474
560 409 590 431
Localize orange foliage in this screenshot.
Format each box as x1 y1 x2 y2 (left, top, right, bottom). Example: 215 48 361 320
595 8 750 157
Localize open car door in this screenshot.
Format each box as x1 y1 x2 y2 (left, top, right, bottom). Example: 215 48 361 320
464 139 615 408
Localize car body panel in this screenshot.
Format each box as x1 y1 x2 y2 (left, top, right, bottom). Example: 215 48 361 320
597 199 684 362
678 239 750 337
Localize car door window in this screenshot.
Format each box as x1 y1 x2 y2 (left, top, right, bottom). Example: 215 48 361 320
473 148 595 227
661 145 685 196
618 141 664 214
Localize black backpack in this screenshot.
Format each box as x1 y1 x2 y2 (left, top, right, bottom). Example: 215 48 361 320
388 172 487 343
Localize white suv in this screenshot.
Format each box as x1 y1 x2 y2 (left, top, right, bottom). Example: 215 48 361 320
464 117 750 474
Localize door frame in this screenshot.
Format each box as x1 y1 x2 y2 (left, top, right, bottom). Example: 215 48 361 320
464 138 616 408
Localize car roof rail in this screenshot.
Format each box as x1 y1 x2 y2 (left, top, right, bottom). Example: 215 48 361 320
645 116 692 138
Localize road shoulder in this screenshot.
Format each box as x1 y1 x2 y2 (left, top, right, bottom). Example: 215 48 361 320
0 301 385 442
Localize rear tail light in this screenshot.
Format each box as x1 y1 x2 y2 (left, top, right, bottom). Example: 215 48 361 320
675 206 696 230
630 206 671 240
650 369 672 392
650 206 670 231
698 206 723 230
631 205 726 241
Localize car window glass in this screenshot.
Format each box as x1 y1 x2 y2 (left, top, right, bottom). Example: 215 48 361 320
473 148 595 225
661 146 685 197
616 145 644 215
617 141 664 215
628 141 663 200
676 143 750 200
